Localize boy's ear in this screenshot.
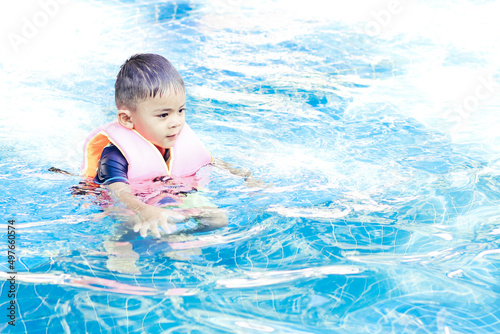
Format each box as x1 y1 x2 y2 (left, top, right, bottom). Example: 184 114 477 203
117 109 134 129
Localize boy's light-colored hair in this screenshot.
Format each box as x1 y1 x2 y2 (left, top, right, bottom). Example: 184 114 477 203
115 53 185 111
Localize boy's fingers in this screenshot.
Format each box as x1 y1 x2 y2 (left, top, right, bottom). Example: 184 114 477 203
133 223 141 233
133 212 184 238
159 221 175 234
150 223 161 238
139 224 149 238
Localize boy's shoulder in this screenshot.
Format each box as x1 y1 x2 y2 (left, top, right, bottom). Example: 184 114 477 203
102 143 123 157
100 144 128 167
95 144 129 185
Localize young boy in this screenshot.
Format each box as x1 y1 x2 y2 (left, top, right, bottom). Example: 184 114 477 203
82 53 229 238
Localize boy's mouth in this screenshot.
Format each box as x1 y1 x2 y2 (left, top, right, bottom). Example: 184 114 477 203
166 133 178 139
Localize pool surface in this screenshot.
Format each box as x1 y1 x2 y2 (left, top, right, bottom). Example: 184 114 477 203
1 0 500 333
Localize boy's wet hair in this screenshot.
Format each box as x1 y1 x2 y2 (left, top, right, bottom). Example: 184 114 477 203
115 53 185 110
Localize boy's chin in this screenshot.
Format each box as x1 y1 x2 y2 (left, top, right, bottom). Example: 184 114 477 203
154 144 172 153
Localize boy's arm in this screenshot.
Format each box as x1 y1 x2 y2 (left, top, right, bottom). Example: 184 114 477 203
212 158 269 188
107 182 186 238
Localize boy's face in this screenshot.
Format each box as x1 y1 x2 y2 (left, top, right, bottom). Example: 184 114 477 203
128 91 186 155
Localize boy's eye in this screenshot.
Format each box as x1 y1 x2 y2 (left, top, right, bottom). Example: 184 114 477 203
158 113 168 118
179 108 185 113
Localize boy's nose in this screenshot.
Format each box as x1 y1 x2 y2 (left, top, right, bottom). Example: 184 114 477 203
169 114 183 128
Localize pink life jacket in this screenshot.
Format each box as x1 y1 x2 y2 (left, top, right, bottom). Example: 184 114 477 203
81 121 213 182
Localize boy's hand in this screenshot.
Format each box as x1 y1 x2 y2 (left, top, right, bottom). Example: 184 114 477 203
133 206 186 238
107 182 187 238
213 158 272 189
176 207 229 233
244 175 270 189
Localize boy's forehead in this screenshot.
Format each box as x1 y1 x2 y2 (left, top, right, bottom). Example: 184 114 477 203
136 91 186 108
156 89 184 99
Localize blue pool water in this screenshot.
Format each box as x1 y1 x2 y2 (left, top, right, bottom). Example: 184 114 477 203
1 0 500 333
